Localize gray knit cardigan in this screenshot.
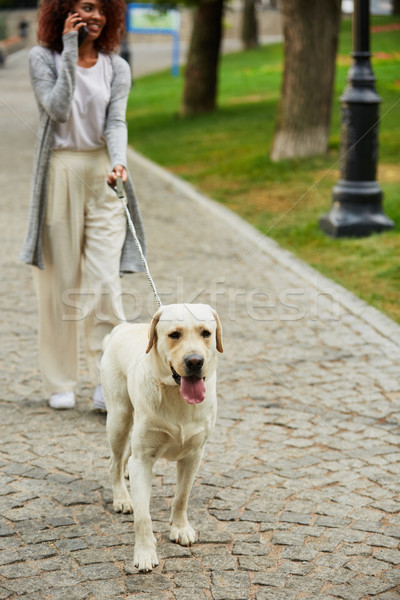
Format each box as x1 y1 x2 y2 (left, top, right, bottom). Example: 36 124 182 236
20 30 145 274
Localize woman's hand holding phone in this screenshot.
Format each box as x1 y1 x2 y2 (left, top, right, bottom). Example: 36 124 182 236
62 12 87 36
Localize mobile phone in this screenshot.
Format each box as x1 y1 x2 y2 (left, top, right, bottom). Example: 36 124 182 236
78 26 89 46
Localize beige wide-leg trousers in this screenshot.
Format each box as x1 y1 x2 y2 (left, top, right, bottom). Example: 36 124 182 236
33 148 127 395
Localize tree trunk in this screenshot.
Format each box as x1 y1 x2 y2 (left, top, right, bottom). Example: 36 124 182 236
393 0 400 15
270 0 341 161
181 0 224 116
241 0 259 50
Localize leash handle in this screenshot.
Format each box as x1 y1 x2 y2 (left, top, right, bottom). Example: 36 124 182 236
111 176 162 309
116 176 125 200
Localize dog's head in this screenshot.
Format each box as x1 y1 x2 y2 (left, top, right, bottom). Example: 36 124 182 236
146 303 223 404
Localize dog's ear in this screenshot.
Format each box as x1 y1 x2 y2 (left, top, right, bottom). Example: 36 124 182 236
212 309 224 353
146 309 162 353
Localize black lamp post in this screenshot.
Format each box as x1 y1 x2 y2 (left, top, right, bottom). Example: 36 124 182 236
319 0 394 237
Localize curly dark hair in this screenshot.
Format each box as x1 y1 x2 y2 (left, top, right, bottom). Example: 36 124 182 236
37 0 126 54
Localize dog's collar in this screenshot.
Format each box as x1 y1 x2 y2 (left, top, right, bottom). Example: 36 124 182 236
171 365 181 385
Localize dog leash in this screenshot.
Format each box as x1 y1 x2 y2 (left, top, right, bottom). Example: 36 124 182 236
112 176 162 309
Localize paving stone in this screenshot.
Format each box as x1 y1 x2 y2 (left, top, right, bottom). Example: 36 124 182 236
348 576 396 596
368 533 400 549
232 542 270 556
0 537 21 552
0 563 39 578
45 587 90 600
252 573 287 587
273 532 306 546
1 576 50 595
312 566 355 585
126 574 172 593
326 584 358 600
52 493 92 506
209 510 237 521
31 557 76 572
9 595 46 600
74 549 114 564
158 543 191 559
225 521 258 534
281 546 318 562
256 591 298 600
173 573 210 588
78 562 122 581
315 517 352 529
201 550 236 571
19 544 58 561
352 520 384 533
345 557 389 575
316 553 350 568
124 595 164 600
163 558 202 573
279 512 313 525
239 511 276 523
373 548 400 565
277 561 313 576
385 527 400 539
198 530 233 544
84 579 127 598
340 543 372 557
86 534 122 548
44 571 84 587
238 556 275 571
372 593 400 600
0 551 22 566
211 572 250 600
174 590 208 600
286 575 324 594
19 529 60 544
54 538 88 552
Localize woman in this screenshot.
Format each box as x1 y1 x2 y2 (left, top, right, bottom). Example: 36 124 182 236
21 0 145 410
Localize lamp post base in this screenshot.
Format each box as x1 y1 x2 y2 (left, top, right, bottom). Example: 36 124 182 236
319 180 394 238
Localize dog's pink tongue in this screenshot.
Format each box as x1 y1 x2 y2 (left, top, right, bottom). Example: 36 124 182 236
180 376 206 404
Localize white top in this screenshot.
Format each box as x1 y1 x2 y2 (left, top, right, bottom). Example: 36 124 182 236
53 52 112 150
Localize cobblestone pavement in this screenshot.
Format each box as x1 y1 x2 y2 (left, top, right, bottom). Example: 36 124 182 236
1 52 400 600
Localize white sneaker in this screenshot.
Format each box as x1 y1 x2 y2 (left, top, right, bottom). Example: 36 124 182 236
49 392 75 410
93 384 106 411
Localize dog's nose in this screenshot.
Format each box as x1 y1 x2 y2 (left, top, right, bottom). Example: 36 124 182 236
184 354 204 373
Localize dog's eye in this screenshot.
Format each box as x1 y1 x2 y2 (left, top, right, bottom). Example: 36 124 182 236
201 330 211 338
168 331 181 339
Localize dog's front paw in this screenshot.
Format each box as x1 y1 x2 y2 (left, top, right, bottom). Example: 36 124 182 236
113 494 133 514
170 523 197 547
134 545 159 573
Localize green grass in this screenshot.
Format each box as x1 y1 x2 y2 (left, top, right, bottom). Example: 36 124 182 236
127 16 400 324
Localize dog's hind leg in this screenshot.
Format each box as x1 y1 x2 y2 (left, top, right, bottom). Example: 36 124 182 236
105 376 134 514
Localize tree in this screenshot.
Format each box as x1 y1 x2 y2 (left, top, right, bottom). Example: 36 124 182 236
393 0 400 15
138 0 224 116
241 0 259 50
181 0 224 116
270 0 341 161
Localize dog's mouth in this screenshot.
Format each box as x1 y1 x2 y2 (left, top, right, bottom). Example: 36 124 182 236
171 365 206 405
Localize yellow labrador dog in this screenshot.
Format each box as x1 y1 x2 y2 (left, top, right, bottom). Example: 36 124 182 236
101 303 223 572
